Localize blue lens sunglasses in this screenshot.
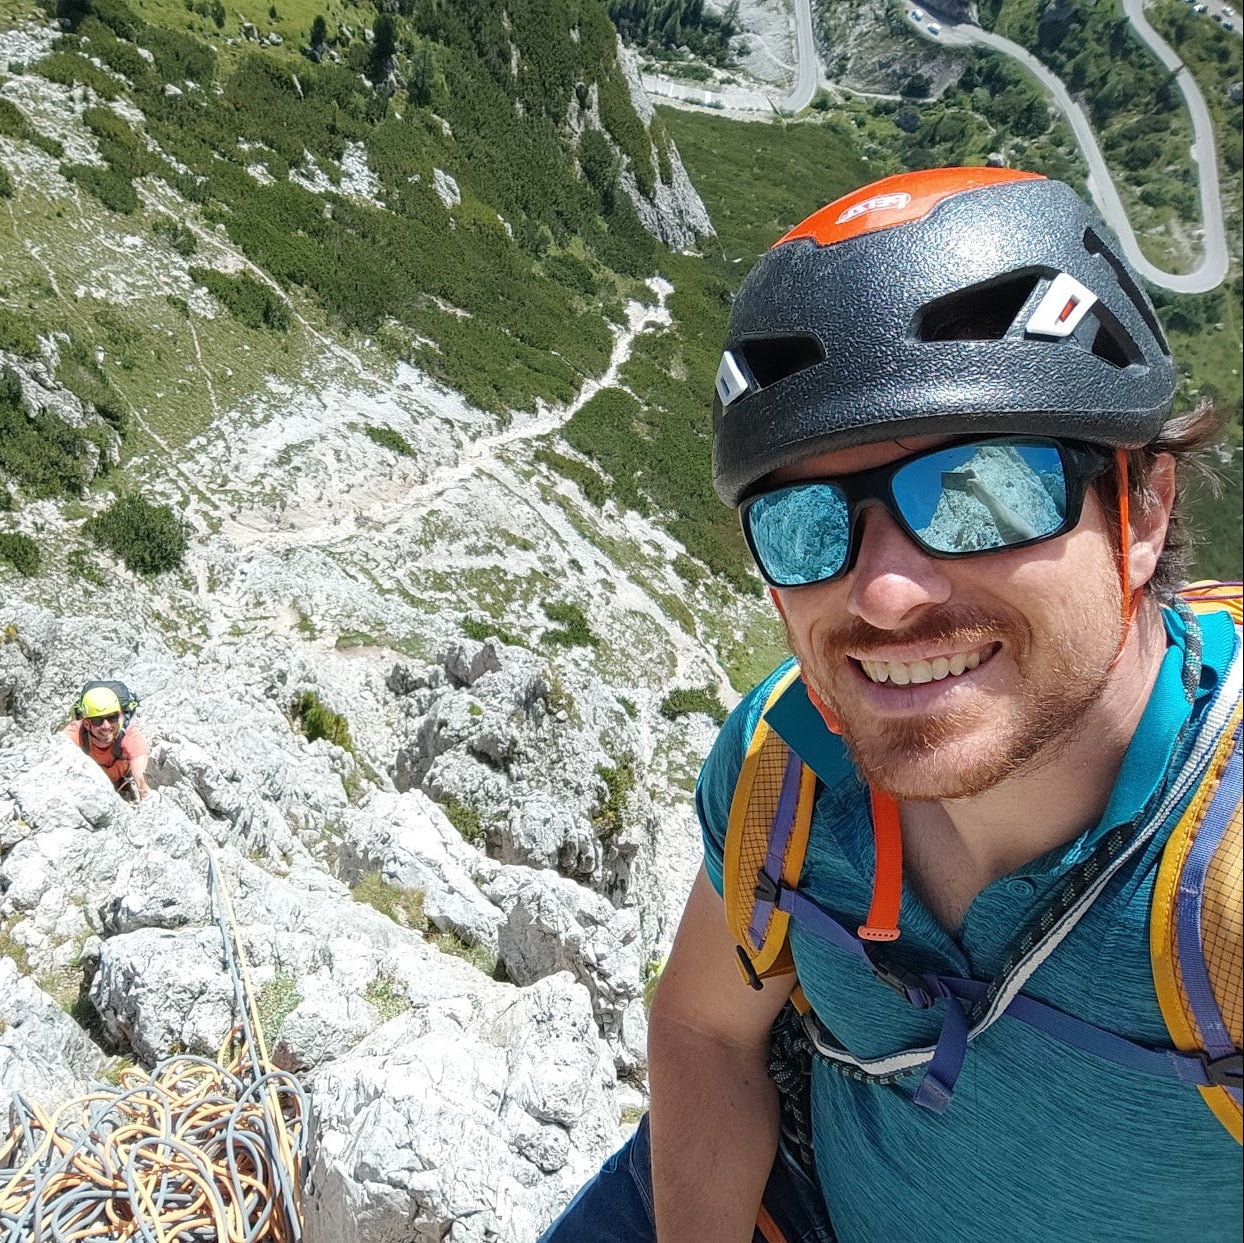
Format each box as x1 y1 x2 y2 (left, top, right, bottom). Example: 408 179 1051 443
739 436 1113 589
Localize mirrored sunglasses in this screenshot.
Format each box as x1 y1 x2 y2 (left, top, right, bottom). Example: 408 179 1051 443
739 436 1112 589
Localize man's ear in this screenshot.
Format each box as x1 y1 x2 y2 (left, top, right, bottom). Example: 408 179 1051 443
1128 453 1176 591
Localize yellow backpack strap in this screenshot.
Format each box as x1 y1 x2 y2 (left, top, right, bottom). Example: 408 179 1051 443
724 666 818 988
1150 699 1243 1144
1181 579 1243 626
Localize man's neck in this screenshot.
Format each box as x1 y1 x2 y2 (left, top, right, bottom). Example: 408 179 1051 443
901 599 1171 932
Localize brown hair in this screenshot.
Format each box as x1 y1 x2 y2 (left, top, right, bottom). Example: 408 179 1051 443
1093 398 1230 600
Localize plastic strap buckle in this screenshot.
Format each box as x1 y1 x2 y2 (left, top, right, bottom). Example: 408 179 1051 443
1204 1052 1243 1089
753 870 781 904
863 945 934 1009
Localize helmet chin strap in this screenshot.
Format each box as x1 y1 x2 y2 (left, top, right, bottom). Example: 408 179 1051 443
1110 448 1143 670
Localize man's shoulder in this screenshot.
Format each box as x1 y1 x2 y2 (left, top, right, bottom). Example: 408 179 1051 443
711 660 800 766
697 660 800 844
60 720 84 744
122 723 150 756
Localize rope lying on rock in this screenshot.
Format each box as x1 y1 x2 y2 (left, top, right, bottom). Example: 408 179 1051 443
0 837 306 1241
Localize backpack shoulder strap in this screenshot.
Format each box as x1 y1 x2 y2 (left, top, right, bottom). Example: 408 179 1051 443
1150 707 1242 1142
1180 579 1243 626
724 666 818 987
1151 580 1242 1142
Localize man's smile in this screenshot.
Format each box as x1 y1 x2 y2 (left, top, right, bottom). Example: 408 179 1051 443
854 642 999 686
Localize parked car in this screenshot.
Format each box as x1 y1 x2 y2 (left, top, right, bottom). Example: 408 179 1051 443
927 22 942 35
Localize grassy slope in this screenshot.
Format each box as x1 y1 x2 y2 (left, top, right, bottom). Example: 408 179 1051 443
1 0 1238 618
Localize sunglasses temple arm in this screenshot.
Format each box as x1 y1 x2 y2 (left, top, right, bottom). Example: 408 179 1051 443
1107 449 1143 674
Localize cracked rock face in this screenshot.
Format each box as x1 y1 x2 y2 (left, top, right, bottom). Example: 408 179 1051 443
0 588 703 1237
0 18 734 1231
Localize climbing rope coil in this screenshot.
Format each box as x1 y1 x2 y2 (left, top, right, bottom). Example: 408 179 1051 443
0 837 307 1240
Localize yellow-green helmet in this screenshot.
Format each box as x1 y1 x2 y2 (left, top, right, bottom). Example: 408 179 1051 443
80 685 122 719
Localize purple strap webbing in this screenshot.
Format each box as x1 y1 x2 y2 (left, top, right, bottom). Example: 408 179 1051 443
1174 724 1242 1099
748 748 805 949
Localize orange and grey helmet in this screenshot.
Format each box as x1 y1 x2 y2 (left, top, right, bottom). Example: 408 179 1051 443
711 167 1176 507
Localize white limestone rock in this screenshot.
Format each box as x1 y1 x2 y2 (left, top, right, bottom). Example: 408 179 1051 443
302 973 620 1243
0 957 109 1112
338 788 505 951
481 864 645 1072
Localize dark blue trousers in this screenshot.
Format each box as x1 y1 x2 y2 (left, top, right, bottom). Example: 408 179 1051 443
539 1113 836 1242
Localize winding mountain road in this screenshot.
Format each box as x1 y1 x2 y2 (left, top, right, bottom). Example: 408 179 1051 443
648 0 1229 292
926 1 1227 292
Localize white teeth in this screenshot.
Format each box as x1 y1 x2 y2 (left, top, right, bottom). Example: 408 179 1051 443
907 660 934 685
859 647 989 685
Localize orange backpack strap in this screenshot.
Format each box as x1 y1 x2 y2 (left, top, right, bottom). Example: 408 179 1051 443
724 667 817 987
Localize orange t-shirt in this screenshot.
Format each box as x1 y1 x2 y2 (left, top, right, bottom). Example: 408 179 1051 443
62 720 149 788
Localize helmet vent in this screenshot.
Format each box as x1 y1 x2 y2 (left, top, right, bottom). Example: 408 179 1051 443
916 274 1042 341
1091 318 1139 369
1082 227 1170 356
737 334 825 390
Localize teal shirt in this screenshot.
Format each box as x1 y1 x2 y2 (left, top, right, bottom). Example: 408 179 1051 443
697 607 1241 1242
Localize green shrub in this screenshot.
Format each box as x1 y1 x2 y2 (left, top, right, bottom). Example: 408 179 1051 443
0 532 40 576
597 63 653 197
442 795 485 847
84 0 146 42
0 311 39 357
61 163 139 214
461 615 526 647
351 870 426 929
364 424 415 456
660 685 728 727
290 690 354 751
542 599 598 648
34 51 120 101
189 266 290 331
0 377 113 499
139 25 216 87
0 96 63 156
593 758 635 840
85 493 188 574
152 215 197 255
0 164 12 199
534 446 608 507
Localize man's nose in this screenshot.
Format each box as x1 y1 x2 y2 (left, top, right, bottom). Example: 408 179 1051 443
844 506 953 630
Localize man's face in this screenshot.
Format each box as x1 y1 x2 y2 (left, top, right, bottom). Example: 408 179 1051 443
770 437 1129 802
84 713 121 745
